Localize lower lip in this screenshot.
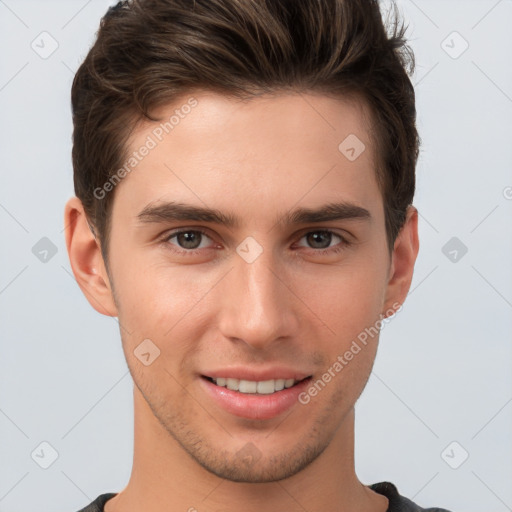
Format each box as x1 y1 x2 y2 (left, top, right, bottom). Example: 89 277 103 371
200 376 312 420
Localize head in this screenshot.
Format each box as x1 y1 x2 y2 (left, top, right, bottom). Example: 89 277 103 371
65 0 419 483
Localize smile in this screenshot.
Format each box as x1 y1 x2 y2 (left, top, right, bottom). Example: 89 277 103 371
205 376 308 394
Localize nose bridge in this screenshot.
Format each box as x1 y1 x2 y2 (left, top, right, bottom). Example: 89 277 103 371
218 240 296 349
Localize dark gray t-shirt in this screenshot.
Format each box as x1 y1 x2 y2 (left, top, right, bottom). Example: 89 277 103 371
76 481 453 511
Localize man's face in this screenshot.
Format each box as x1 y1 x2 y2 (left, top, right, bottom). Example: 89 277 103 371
104 91 397 482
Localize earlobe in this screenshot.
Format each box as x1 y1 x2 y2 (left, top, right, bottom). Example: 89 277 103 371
64 196 118 317
382 205 419 316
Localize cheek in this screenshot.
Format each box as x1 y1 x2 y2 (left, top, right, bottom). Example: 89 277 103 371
112 265 208 391
302 276 384 406
111 258 219 354
300 259 388 342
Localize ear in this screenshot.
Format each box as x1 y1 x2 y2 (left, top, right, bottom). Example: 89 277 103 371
382 205 419 316
64 196 118 317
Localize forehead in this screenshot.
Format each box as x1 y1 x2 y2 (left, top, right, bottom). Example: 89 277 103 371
112 90 382 224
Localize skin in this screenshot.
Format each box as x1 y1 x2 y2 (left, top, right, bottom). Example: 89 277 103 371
65 90 419 512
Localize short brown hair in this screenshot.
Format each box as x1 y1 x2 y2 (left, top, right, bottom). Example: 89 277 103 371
71 0 419 266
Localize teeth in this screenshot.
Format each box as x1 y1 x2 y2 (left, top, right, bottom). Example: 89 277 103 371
239 380 257 393
211 377 301 394
256 380 274 394
226 378 239 391
284 378 295 388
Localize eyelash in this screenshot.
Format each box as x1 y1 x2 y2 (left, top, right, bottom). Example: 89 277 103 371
160 228 351 257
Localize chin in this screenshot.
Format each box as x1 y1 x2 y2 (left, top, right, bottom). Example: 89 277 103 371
183 431 330 484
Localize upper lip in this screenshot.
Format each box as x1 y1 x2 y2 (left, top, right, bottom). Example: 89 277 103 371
202 367 311 382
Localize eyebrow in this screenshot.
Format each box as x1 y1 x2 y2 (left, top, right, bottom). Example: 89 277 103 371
136 200 371 229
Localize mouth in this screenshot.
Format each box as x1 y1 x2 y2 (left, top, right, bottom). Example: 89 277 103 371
202 375 311 395
199 368 314 419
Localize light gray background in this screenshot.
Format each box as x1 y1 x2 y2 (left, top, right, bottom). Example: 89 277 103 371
1 1 511 511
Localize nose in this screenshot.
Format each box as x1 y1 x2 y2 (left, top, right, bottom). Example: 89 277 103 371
217 243 299 350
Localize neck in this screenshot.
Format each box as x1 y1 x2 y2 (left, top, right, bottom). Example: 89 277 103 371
105 385 388 512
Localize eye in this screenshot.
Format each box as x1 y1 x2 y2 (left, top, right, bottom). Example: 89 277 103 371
295 230 349 254
160 228 350 257
163 229 216 254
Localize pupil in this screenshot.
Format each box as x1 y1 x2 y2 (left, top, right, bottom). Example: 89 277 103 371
178 232 200 249
308 231 330 249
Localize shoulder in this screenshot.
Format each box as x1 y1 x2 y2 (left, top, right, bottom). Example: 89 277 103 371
369 482 453 512
75 493 118 512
